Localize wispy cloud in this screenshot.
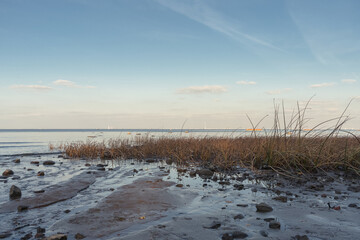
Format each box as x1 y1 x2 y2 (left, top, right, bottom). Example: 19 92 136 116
177 85 227 94
265 88 292 95
155 0 281 51
53 79 95 89
10 85 53 91
341 79 357 84
309 82 335 88
236 80 257 85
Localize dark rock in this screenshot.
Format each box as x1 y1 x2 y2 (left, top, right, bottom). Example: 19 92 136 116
234 214 244 220
259 230 268 237
189 171 196 177
269 220 281 229
335 190 341 194
347 185 360 192
96 164 107 167
37 227 45 233
97 167 106 171
31 161 40 165
21 233 33 240
236 204 248 207
34 189 45 193
35 233 45 238
232 231 248 239
58 155 63 158
294 235 309 240
251 187 258 192
256 203 273 212
2 169 14 176
222 233 233 240
165 159 173 165
75 233 85 239
234 184 244 190
307 184 324 191
264 217 275 222
10 185 22 199
177 168 187 173
219 181 231 185
321 194 327 198
196 169 214 179
13 158 21 163
43 234 67 240
175 184 183 188
43 160 55 165
85 163 91 167
273 196 287 202
207 222 221 229
133 169 138 173
348 203 358 208
145 159 156 163
37 171 45 176
64 209 71 213
12 175 21 180
0 232 12 238
17 205 29 212
110 188 115 191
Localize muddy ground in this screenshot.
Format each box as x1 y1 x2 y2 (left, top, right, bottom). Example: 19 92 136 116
0 153 359 240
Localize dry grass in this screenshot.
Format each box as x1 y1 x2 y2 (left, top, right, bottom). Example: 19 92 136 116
53 100 360 175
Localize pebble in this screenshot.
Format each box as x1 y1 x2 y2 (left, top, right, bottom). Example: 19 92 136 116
2 169 14 177
259 230 268 237
17 205 29 212
175 184 184 188
34 189 45 193
13 159 21 163
10 185 22 199
269 220 281 229
31 161 40 165
42 234 67 240
21 233 33 240
196 169 214 179
37 171 45 176
348 203 357 208
236 204 248 207
294 235 309 240
0 232 12 238
75 233 85 239
43 160 55 166
273 196 287 202
64 209 71 213
234 214 244 220
234 184 244 190
256 203 273 212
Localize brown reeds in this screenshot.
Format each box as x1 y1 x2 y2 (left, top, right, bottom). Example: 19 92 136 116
53 100 360 175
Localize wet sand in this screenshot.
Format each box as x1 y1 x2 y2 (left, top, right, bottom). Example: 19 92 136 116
0 153 359 239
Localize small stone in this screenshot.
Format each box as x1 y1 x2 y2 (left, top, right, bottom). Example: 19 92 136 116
2 169 14 177
34 189 45 193
189 171 196 177
177 168 187 173
35 233 45 238
256 203 273 212
236 204 248 207
165 159 173 165
85 163 91 167
196 169 214 179
222 233 233 240
75 233 85 239
294 235 309 240
347 185 360 192
58 155 63 158
13 159 21 163
321 194 327 198
110 188 115 191
31 161 40 164
133 169 138 173
234 184 244 190
264 217 275 222
269 220 281 229
273 196 287 202
259 230 268 237
43 160 55 165
12 175 21 180
37 171 45 176
175 184 183 188
21 233 33 240
348 203 357 208
17 205 29 212
0 232 12 238
64 209 71 213
42 234 67 240
37 227 45 233
335 190 341 194
10 185 22 199
234 214 244 220
232 231 248 239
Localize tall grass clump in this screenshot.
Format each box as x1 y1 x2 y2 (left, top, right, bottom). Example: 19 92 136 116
54 100 360 175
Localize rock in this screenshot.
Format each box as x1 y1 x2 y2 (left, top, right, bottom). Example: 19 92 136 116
177 168 187 173
64 209 71 213
256 203 273 212
97 167 106 171
2 169 14 177
251 187 258 192
189 171 196 177
35 232 45 238
234 184 244 190
348 203 358 208
232 231 248 239
269 220 281 229
145 159 156 163
12 175 21 180
219 181 231 185
347 185 360 192
222 233 233 240
165 159 173 165
10 185 22 199
34 189 45 193
58 155 63 158
273 196 287 202
234 214 244 220
37 171 45 176
236 204 248 207
196 169 214 179
175 184 183 188
335 190 341 194
85 163 91 167
43 160 55 165
31 161 40 164
205 222 221 229
133 169 138 173
75 233 85 239
42 234 67 240
21 233 33 240
259 230 268 237
294 235 309 240
0 232 12 238
17 205 29 212
321 194 327 198
13 159 21 163
264 217 275 222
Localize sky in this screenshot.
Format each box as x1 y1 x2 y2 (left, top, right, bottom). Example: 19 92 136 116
1 0 360 129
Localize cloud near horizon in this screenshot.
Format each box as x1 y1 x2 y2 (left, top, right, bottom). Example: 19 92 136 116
265 88 292 95
236 80 257 85
10 85 53 91
341 79 357 84
310 82 335 88
177 85 227 94
53 79 95 88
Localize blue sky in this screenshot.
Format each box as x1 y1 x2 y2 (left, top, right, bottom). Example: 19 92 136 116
1 0 359 129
